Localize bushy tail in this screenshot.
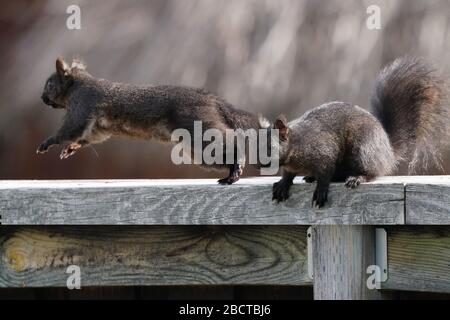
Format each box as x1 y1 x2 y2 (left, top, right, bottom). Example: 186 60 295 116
371 57 450 173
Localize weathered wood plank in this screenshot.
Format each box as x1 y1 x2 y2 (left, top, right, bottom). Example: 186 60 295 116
1 226 449 292
312 226 380 300
0 226 310 287
0 178 405 225
383 226 450 293
405 177 450 224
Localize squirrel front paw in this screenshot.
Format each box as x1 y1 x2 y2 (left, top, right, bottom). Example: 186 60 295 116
37 137 58 155
36 142 51 154
272 179 292 203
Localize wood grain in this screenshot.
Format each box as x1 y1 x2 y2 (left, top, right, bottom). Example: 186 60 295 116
0 226 311 287
0 178 405 225
406 183 450 224
382 226 450 293
312 225 380 300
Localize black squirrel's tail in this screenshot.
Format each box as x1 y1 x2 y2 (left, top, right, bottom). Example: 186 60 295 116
371 57 450 173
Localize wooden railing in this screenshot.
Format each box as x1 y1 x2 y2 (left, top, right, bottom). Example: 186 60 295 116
0 177 449 299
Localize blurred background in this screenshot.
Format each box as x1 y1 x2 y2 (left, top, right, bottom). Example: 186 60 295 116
1 0 450 179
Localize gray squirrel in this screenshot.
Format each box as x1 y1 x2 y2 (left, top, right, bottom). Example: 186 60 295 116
37 57 264 184
269 57 450 207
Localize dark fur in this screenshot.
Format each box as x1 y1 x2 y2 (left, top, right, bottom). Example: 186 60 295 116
38 57 261 184
271 57 449 207
371 57 450 172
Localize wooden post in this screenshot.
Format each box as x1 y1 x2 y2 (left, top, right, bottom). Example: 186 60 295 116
312 225 380 300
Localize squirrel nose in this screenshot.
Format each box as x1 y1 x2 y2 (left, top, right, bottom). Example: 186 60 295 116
41 95 50 104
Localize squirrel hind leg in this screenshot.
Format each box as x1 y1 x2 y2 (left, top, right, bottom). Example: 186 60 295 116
217 164 243 185
344 175 374 189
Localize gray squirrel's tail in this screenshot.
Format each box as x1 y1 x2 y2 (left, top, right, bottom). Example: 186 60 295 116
371 57 450 173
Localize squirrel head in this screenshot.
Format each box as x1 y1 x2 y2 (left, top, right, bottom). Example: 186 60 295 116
41 56 87 109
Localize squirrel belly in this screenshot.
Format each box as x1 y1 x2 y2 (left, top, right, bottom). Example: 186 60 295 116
272 57 450 207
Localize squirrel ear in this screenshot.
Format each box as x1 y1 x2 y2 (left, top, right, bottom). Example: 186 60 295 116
56 57 70 76
71 57 86 70
274 114 289 141
258 114 271 129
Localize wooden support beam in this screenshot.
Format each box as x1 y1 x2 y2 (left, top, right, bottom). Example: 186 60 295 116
0 226 449 294
0 226 311 288
312 225 380 300
382 226 450 293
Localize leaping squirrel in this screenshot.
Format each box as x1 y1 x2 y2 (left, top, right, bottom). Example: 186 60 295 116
37 57 265 184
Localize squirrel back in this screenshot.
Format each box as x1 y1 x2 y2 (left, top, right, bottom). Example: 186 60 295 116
371 57 450 172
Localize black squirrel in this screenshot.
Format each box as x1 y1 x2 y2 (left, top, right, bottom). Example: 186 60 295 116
270 57 450 207
37 57 264 184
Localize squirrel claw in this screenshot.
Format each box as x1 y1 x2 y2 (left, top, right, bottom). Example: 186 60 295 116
217 175 239 185
217 178 232 185
36 144 49 155
312 187 328 208
217 175 239 186
272 180 291 203
345 176 362 189
60 143 81 159
218 166 242 185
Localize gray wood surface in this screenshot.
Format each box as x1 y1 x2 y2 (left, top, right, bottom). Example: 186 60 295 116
0 177 408 225
0 226 311 287
406 181 450 224
0 226 449 293
1 177 449 294
312 225 380 300
382 226 450 293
